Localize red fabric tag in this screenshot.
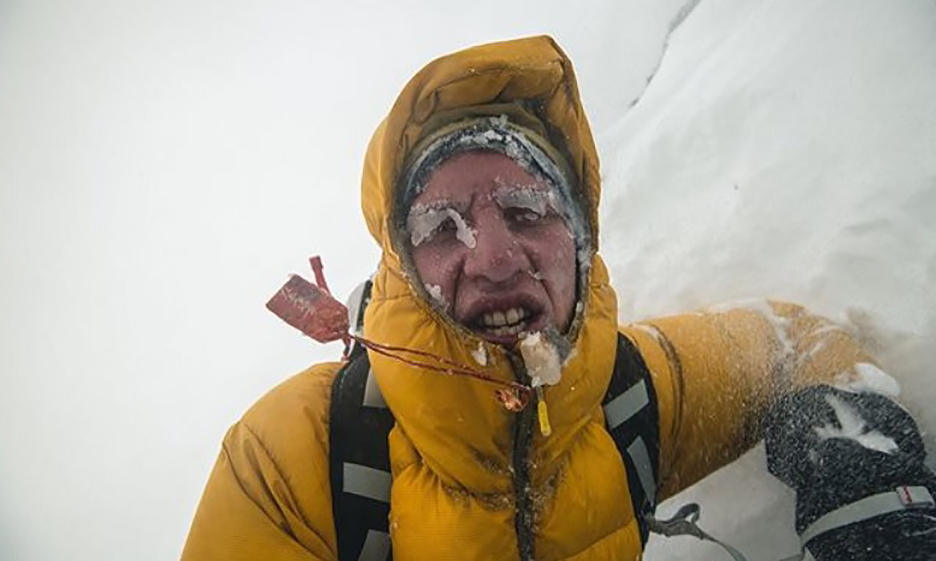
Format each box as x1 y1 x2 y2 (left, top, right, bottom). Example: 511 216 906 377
266 275 349 343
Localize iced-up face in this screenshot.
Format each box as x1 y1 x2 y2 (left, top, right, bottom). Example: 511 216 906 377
406 151 577 345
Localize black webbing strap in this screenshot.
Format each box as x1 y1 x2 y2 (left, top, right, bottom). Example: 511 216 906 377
329 348 393 561
602 333 661 545
329 333 660 559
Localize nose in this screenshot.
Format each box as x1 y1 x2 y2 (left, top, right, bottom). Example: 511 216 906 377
462 208 531 284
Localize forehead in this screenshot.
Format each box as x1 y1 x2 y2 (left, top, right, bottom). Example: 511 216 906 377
414 151 550 204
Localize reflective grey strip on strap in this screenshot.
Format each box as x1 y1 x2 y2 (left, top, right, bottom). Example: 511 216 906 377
627 435 656 506
345 279 370 337
604 379 649 431
800 486 935 546
358 530 391 561
363 368 387 408
343 463 391 503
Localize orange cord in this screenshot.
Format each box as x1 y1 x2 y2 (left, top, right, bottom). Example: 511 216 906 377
350 334 533 409
305 255 532 410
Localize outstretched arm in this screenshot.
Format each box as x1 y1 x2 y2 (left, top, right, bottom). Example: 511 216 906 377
623 300 935 557
622 300 878 499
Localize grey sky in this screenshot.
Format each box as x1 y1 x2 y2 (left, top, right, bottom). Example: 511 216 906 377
0 1 684 559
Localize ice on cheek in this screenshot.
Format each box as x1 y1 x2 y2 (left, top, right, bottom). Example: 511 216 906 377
408 204 477 249
423 283 449 310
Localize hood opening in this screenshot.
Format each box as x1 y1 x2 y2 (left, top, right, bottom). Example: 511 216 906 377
390 114 594 354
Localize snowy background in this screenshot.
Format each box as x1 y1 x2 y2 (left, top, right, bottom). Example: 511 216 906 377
1 1 933 560
601 1 936 557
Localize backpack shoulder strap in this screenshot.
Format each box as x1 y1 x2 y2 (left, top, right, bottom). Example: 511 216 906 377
329 331 660 560
329 347 395 561
602 332 661 545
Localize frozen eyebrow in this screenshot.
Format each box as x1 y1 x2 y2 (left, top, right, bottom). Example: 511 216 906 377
492 184 564 216
407 202 476 248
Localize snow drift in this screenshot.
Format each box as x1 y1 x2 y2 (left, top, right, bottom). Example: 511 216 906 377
597 0 936 558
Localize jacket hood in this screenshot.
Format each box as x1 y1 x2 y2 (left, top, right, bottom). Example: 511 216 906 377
359 39 622 553
361 35 603 267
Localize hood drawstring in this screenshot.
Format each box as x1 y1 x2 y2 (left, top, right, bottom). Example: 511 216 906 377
266 255 534 412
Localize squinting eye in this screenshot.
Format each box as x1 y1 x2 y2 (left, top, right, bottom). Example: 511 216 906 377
437 217 457 233
507 208 544 224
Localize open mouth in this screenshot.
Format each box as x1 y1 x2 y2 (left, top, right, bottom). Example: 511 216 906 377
474 306 536 338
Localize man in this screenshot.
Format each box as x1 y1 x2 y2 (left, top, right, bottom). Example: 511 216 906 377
182 36 935 560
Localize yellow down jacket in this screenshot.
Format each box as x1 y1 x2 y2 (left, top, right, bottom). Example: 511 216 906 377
182 36 875 561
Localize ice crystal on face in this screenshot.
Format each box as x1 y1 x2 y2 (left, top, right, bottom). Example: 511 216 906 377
814 394 899 454
470 342 487 366
519 332 562 387
452 215 477 247
400 114 590 260
423 283 447 308
481 129 502 143
576 247 593 276
493 182 563 219
452 126 535 171
407 203 477 249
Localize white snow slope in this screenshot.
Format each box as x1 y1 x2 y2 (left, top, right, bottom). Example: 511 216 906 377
599 1 936 559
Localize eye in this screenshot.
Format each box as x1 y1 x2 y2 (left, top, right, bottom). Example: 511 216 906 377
423 217 458 244
437 217 458 233
505 207 545 225
408 206 468 247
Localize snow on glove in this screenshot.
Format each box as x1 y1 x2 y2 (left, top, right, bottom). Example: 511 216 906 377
765 385 936 560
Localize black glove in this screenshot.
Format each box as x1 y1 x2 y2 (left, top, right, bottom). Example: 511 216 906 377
765 385 936 560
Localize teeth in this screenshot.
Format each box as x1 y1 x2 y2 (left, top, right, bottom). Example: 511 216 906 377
506 308 520 324
480 307 530 329
488 320 527 337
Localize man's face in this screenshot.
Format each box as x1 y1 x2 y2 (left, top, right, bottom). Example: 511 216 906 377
407 151 577 345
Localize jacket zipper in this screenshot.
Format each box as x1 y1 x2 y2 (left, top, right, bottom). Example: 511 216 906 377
508 352 536 561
